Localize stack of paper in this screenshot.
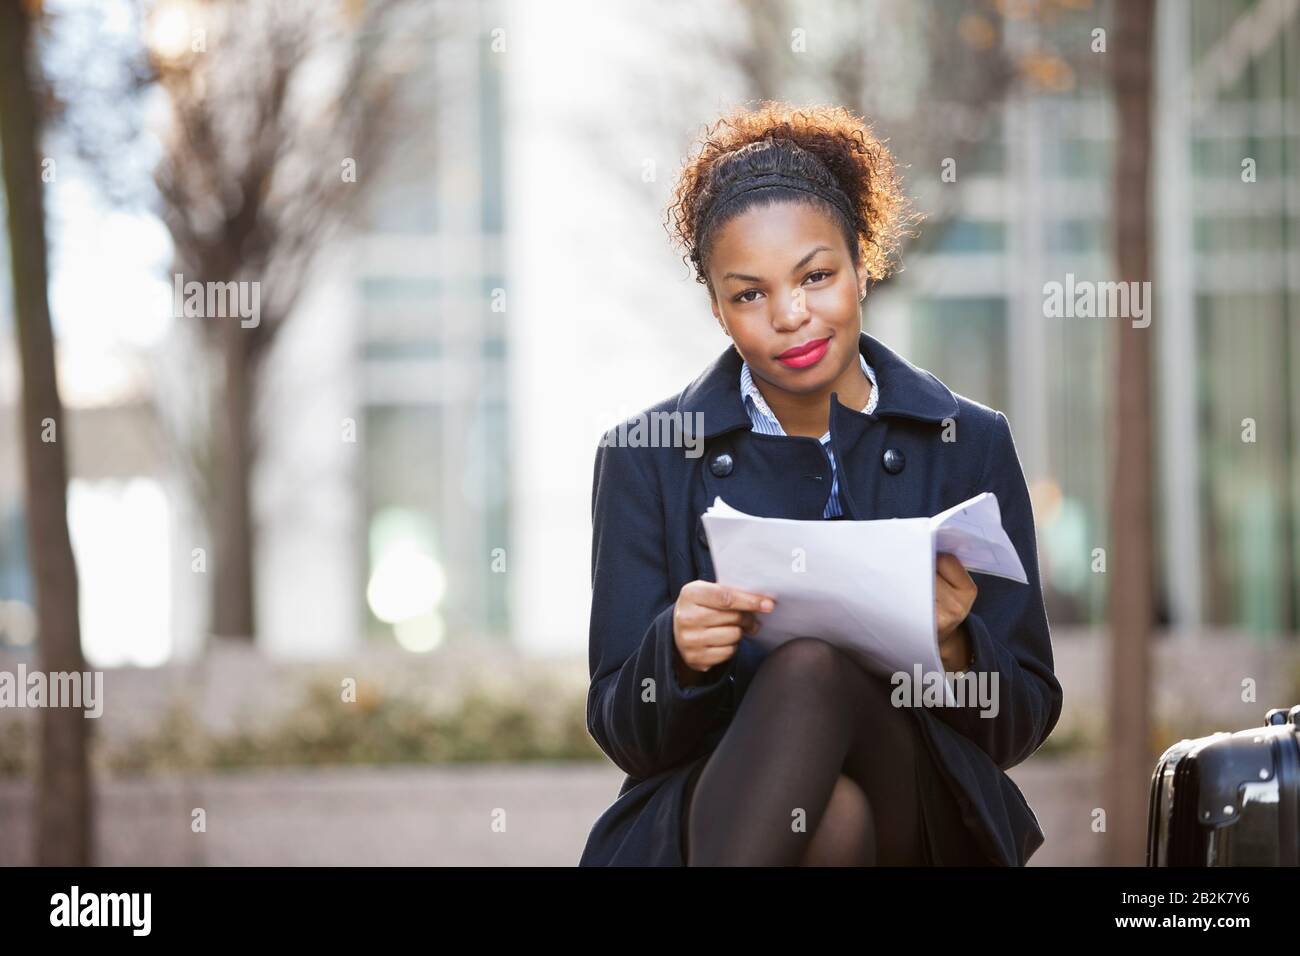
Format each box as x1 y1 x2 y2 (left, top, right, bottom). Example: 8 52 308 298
699 492 1026 697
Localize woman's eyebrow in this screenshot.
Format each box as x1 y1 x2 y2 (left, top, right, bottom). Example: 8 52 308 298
722 245 832 283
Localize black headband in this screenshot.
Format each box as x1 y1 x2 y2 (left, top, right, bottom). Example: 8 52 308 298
698 171 856 243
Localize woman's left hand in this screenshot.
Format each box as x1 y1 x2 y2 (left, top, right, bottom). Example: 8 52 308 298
935 552 977 670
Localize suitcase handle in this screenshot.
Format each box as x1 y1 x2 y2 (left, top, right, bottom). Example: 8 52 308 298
1264 707 1298 726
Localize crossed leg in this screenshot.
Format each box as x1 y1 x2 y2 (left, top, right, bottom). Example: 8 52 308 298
683 637 931 867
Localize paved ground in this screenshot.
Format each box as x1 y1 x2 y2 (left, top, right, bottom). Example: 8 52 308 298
0 755 1106 866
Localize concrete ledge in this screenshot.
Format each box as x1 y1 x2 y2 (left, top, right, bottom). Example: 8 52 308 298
0 755 1104 866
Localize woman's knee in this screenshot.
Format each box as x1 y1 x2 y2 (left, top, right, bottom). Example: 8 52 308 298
758 639 897 712
756 637 856 692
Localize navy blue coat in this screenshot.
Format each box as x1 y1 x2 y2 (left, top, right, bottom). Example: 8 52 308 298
577 330 1064 866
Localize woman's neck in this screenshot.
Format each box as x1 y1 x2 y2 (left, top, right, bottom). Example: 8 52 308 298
755 358 872 439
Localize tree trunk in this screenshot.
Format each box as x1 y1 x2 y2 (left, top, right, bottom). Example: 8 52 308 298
211 317 256 639
1106 0 1156 866
0 0 93 866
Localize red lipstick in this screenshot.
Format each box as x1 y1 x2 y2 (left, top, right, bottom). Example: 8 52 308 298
776 336 830 369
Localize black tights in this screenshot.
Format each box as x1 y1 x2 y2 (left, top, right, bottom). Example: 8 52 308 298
683 637 939 866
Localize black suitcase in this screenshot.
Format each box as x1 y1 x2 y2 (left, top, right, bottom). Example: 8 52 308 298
1147 705 1300 866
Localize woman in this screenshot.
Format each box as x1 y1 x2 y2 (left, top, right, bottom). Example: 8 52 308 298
578 102 1063 867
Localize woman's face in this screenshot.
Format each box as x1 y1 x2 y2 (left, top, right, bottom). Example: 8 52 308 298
707 201 868 396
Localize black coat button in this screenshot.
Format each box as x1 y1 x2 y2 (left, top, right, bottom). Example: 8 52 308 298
882 448 905 474
709 453 734 477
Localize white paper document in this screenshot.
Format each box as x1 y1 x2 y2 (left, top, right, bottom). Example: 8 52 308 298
699 492 1027 700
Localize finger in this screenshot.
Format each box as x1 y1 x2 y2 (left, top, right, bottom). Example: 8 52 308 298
722 610 759 633
935 589 963 622
934 600 959 637
675 605 745 633
935 554 967 582
699 582 776 613
684 644 739 672
934 575 961 607
687 624 744 649
936 553 971 589
691 607 756 629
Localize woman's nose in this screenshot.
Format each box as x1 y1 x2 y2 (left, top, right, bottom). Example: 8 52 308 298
770 289 811 331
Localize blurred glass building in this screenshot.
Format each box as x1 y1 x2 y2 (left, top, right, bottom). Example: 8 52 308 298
871 0 1300 638
351 0 509 651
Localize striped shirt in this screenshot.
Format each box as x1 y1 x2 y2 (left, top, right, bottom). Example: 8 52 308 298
739 352 879 519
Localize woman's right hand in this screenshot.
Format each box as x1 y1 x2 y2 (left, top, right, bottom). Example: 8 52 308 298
671 581 776 684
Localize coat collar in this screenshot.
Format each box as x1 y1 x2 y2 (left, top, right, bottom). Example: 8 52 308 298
676 330 959 439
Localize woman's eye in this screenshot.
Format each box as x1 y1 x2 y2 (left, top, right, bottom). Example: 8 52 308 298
733 272 828 303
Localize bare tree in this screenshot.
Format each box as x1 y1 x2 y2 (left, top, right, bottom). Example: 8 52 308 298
1106 0 1155 866
835 0 1108 272
147 0 431 640
0 0 92 865
592 0 1097 282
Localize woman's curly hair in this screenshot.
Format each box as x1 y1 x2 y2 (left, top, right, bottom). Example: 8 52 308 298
665 101 921 292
